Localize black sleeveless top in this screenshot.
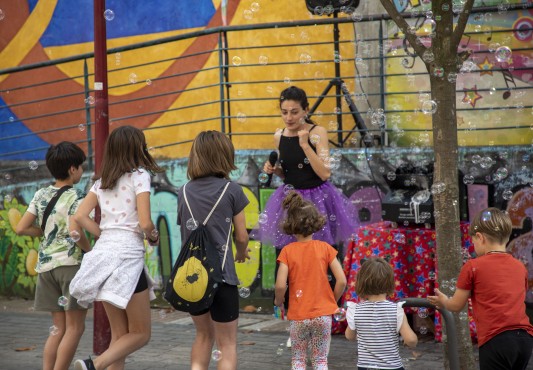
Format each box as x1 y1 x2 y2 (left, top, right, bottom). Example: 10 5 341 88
278 125 325 189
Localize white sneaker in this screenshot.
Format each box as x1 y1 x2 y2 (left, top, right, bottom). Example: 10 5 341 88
286 337 291 348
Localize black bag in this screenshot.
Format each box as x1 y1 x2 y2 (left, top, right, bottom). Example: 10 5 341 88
164 182 231 313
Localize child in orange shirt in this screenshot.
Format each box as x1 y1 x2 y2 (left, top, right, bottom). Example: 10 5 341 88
275 192 347 370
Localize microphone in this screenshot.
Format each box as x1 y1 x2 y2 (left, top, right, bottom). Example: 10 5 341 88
264 151 278 187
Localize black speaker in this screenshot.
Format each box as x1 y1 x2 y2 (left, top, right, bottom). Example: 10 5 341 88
305 0 360 14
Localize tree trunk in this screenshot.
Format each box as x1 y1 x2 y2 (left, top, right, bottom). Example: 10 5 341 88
431 75 476 370
378 0 477 368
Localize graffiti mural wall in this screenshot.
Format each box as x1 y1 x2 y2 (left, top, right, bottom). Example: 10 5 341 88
1 147 531 303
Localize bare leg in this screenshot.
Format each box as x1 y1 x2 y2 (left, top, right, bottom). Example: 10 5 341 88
53 309 87 370
93 290 151 370
43 312 65 370
213 319 238 370
190 313 215 370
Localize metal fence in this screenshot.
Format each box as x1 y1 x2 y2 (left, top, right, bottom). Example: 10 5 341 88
1 4 532 175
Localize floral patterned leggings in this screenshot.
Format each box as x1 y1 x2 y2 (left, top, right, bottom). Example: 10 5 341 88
290 315 332 370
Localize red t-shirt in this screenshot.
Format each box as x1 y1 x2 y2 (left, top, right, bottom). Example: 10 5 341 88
277 240 338 321
457 253 533 346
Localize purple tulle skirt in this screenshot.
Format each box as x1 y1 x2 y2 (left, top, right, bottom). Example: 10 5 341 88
250 182 359 249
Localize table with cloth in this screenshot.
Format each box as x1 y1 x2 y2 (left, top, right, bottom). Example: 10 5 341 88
337 221 477 342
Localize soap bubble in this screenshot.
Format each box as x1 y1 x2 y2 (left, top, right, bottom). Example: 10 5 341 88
387 172 397 181
295 289 303 298
502 189 513 201
250 2 260 12
333 307 346 321
258 55 269 65
421 100 437 115
243 9 253 20
49 325 59 336
481 210 492 222
211 349 222 361
186 218 199 231
447 72 458 83
69 230 81 242
495 46 512 63
29 161 38 170
463 174 475 185
238 287 251 298
431 182 446 195
283 184 295 194
258 213 268 224
417 307 429 318
104 9 115 21
236 112 247 123
394 233 406 244
419 326 428 335
58 296 68 307
78 124 86 131
0 9 4 21
299 53 312 64
128 73 138 84
151 229 159 239
276 344 284 356
258 173 269 183
232 56 242 66
495 167 508 180
310 134 320 145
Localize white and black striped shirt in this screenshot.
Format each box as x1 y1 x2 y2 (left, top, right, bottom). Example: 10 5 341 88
346 300 404 369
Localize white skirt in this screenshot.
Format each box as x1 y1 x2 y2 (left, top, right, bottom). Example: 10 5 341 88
70 229 155 309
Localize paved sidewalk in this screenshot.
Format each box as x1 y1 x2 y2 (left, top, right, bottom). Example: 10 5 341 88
0 296 480 370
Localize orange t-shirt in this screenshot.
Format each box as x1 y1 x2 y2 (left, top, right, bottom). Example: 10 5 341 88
457 253 533 346
277 240 339 321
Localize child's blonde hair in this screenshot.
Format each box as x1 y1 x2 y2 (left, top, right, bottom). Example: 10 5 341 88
468 207 512 245
355 257 395 298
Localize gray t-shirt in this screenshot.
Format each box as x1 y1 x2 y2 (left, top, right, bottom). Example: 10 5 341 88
177 176 249 285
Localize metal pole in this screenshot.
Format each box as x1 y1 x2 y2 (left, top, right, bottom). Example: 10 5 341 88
401 298 460 370
93 0 111 355
218 32 226 133
83 59 94 172
333 12 343 147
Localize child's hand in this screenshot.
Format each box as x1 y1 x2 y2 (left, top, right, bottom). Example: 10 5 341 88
235 248 251 263
147 229 159 246
274 297 284 307
427 288 449 309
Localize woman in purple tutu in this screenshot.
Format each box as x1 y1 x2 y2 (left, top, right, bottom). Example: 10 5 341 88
253 85 358 250
251 86 358 345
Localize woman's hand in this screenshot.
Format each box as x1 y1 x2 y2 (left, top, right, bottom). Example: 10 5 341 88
263 161 275 174
297 128 310 150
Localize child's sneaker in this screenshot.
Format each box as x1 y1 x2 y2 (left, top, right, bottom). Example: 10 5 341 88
74 357 96 370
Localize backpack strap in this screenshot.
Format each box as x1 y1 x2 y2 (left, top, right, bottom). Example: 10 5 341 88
183 182 232 271
41 185 72 231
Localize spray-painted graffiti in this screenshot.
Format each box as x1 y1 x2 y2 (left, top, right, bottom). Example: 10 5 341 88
1 147 532 303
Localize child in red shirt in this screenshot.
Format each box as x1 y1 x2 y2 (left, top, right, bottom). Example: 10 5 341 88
275 191 347 370
428 207 533 370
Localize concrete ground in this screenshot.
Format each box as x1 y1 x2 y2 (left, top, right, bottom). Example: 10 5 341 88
0 296 522 370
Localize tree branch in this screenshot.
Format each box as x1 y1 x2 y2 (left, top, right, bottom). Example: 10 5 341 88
451 0 475 49
379 0 426 60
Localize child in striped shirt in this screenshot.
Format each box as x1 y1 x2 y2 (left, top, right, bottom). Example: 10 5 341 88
345 257 417 370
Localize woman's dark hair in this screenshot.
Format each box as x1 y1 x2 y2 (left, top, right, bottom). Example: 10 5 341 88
45 142 86 180
98 125 163 189
281 191 326 237
355 257 395 298
279 86 314 125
